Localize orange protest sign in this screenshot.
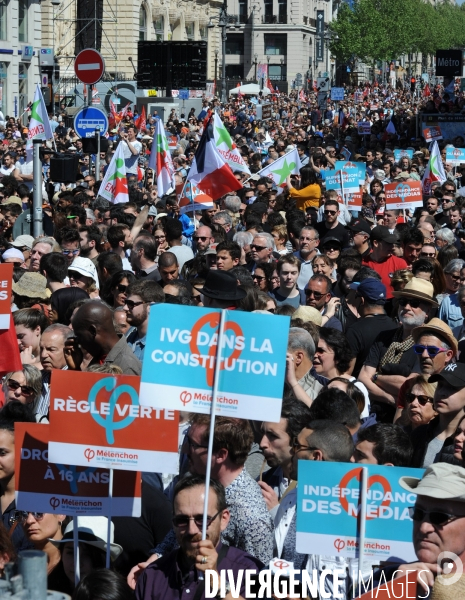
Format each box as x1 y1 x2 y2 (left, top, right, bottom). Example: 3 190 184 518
423 126 442 142
385 181 423 210
337 191 362 210
15 423 141 516
47 371 179 473
0 263 13 329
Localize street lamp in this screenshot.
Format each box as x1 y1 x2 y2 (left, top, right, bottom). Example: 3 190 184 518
214 49 219 92
254 53 258 82
280 57 284 82
323 31 338 85
208 2 229 103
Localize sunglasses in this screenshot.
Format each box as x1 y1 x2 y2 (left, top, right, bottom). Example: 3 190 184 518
447 274 461 282
398 297 423 309
62 249 80 256
324 210 337 216
405 392 434 406
408 506 462 527
253 274 266 281
6 379 35 396
251 244 267 252
154 235 165 241
117 284 128 293
12 511 44 525
172 510 221 530
305 289 326 300
291 437 317 454
413 344 448 357
124 299 145 310
194 236 209 242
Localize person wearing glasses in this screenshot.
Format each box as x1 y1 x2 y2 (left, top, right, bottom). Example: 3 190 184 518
2 366 42 419
135 476 263 600
400 375 438 432
314 199 350 248
60 228 81 266
124 280 164 361
359 278 438 407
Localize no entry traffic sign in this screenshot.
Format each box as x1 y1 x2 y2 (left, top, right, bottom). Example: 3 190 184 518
74 49 105 85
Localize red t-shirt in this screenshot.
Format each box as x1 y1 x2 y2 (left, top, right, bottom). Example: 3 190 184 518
362 255 408 299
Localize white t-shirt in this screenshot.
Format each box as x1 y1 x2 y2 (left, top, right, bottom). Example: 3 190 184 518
121 139 142 175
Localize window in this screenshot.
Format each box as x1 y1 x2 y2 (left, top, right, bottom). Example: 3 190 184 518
0 62 7 109
264 34 286 55
263 0 273 23
278 0 287 24
226 34 244 55
199 26 207 40
154 15 163 41
269 64 286 81
226 65 243 79
139 6 147 41
186 23 194 39
18 0 28 42
0 1 6 41
239 0 247 23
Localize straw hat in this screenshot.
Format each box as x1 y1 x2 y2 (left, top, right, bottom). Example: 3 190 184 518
12 272 50 299
392 277 438 307
412 318 457 355
292 306 322 326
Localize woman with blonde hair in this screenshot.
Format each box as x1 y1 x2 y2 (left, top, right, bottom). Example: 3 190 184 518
396 375 437 432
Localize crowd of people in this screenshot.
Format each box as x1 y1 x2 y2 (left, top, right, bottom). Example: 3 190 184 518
0 80 464 598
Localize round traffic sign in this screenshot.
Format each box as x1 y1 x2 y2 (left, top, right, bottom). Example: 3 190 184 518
74 49 105 85
74 106 109 138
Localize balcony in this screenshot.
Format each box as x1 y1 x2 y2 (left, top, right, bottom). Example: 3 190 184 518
262 15 288 24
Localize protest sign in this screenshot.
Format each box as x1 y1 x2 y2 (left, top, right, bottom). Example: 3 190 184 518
423 126 442 142
325 168 359 194
446 146 465 164
393 149 414 161
385 181 423 209
357 122 371 135
47 371 179 473
296 462 424 562
335 161 366 186
330 88 344 101
345 192 363 210
0 264 12 329
139 305 289 422
15 423 141 516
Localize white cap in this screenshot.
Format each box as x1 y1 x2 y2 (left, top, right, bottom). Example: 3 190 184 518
2 248 25 261
68 257 99 289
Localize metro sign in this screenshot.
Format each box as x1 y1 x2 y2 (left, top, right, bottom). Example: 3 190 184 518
436 50 462 76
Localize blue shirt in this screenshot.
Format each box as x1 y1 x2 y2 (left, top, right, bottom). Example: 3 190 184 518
126 328 146 361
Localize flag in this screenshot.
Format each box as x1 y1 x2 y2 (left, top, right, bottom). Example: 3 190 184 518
97 143 129 204
27 83 53 146
267 79 275 94
444 79 455 95
254 148 302 187
213 112 250 175
135 105 146 132
386 119 396 135
423 84 431 97
187 116 242 201
148 119 175 197
422 140 446 194
176 182 214 215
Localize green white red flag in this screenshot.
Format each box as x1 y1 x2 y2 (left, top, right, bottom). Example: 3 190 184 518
254 148 302 187
148 119 175 197
97 143 129 204
26 83 53 158
422 140 446 194
213 112 250 175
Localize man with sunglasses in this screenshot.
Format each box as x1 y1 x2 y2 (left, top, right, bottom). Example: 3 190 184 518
124 280 164 360
373 464 465 595
359 278 438 406
135 475 262 600
314 199 350 248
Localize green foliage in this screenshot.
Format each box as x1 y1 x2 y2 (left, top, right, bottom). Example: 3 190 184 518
329 0 465 65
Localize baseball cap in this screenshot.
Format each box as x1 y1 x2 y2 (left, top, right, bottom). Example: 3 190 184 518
370 225 399 244
204 243 218 256
348 220 371 235
350 278 386 304
399 463 465 502
429 363 465 388
321 236 342 248
11 235 34 250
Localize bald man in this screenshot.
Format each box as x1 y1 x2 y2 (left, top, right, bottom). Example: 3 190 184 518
66 300 142 375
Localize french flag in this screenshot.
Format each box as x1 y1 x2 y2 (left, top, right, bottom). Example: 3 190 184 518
187 116 242 201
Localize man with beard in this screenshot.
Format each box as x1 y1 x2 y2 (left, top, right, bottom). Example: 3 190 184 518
359 278 438 406
108 224 133 271
78 225 102 267
135 476 262 600
124 280 165 360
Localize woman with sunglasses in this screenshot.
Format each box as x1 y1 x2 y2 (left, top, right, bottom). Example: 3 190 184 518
19 510 70 593
252 262 275 293
104 270 137 309
2 366 42 419
403 375 438 432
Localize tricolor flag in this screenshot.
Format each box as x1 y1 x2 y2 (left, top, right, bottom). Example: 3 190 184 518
148 119 175 198
213 112 250 175
97 143 129 204
187 116 242 201
27 83 53 157
135 105 147 133
422 140 446 194
254 148 302 187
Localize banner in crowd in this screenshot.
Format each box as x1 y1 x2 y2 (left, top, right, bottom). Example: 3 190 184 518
384 181 423 209
335 161 366 186
97 143 129 204
15 423 141 516
27 83 53 145
47 371 179 473
357 122 371 135
446 146 465 164
0 264 12 329
325 168 359 194
296 462 424 562
140 305 289 422
176 182 214 214
423 126 443 142
393 149 414 161
148 118 175 197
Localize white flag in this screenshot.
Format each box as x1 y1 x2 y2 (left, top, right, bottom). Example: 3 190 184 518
213 112 250 175
97 143 129 204
26 83 53 158
254 148 302 187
